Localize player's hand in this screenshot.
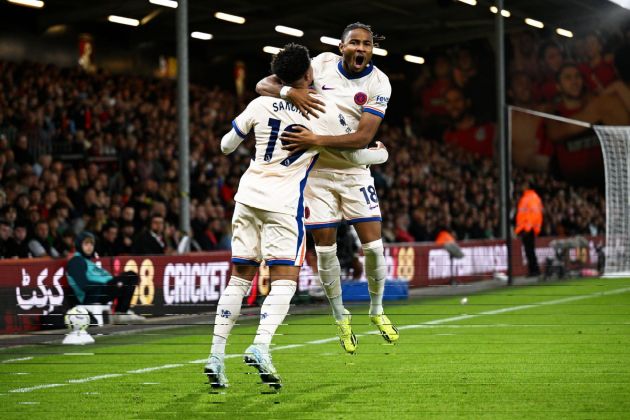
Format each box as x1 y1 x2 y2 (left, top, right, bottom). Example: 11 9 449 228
287 88 325 119
281 126 318 153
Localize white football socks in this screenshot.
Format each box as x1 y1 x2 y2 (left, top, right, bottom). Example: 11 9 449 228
253 279 297 352
209 276 251 363
315 244 346 322
363 239 386 316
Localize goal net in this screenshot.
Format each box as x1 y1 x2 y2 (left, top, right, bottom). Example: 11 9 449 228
594 126 630 278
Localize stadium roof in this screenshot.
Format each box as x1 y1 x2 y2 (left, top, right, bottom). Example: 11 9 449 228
1 0 629 57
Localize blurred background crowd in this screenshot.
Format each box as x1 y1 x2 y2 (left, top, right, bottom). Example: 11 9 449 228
1 19 629 259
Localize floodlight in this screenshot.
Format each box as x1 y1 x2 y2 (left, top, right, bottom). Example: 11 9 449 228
215 12 245 24
275 25 303 37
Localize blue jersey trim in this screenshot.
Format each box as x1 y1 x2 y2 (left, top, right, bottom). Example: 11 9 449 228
294 155 319 260
337 60 374 80
231 257 260 266
231 120 247 138
347 216 382 225
266 259 296 266
363 107 385 118
305 222 340 230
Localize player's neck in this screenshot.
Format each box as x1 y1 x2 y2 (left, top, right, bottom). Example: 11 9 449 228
289 81 308 90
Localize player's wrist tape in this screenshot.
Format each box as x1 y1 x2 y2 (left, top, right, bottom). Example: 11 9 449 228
280 86 292 99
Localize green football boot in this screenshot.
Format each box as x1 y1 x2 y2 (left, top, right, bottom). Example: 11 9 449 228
336 309 358 354
370 313 400 343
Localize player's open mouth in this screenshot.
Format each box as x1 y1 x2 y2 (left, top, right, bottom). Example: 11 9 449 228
354 55 365 69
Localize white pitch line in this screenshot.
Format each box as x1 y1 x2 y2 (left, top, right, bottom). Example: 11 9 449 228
398 286 630 331
10 383 67 393
68 374 123 384
126 364 184 374
272 344 304 351
8 285 630 393
2 357 33 363
306 337 339 345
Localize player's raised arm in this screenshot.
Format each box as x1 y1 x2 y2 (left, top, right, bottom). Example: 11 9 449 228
255 75 284 97
256 75 326 118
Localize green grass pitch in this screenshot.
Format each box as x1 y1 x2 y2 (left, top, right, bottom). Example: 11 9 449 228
1 277 630 419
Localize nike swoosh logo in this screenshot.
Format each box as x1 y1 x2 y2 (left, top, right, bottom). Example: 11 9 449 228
322 85 335 90
369 205 379 210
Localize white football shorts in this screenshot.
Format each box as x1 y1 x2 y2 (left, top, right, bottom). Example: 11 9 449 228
231 202 307 266
304 170 382 229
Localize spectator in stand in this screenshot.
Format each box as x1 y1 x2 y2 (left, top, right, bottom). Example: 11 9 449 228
554 63 589 117
508 71 552 172
547 63 629 181
191 205 215 250
2 205 17 228
0 219 12 258
115 222 135 255
408 209 431 242
394 213 415 243
537 41 565 103
108 203 122 225
66 232 144 322
603 44 630 114
442 87 495 158
0 55 612 253
13 135 34 166
552 62 629 123
55 229 75 258
97 222 118 257
509 31 540 79
50 203 71 235
420 54 454 139
454 46 496 122
578 32 617 93
7 220 30 258
120 205 137 230
15 194 30 221
28 219 60 258
132 213 166 255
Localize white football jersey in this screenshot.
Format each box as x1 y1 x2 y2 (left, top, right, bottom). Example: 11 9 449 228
311 52 392 174
231 95 349 216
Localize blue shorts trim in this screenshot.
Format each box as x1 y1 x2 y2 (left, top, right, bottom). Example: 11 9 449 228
305 222 340 230
347 216 382 225
266 259 297 266
232 257 260 266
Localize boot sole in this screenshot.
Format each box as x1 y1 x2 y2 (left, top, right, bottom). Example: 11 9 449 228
204 367 228 389
244 355 282 389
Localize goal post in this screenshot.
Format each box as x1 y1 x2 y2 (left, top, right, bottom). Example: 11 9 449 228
508 106 630 278
593 125 630 278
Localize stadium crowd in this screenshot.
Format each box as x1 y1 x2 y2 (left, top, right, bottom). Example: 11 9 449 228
2 23 628 258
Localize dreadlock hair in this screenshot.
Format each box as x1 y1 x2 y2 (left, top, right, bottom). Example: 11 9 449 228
341 22 386 45
270 43 311 85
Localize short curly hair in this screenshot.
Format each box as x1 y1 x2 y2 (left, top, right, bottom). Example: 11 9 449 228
271 43 311 85
341 22 385 43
